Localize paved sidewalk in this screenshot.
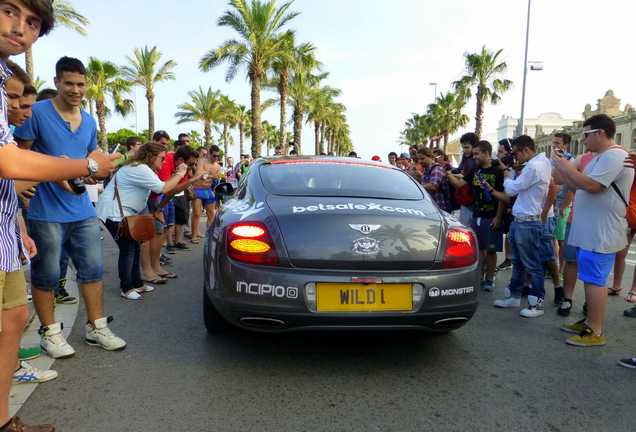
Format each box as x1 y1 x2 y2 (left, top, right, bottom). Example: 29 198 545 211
9 266 79 417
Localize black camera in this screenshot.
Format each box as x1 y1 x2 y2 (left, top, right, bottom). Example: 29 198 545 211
68 178 86 195
497 152 515 166
450 167 462 175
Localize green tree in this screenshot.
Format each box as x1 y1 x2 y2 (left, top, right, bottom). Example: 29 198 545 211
269 31 318 148
106 128 144 148
122 46 177 139
174 86 223 147
189 130 203 146
199 0 299 158
425 92 469 152
399 113 431 148
25 1 89 80
219 95 239 160
307 84 342 154
85 57 133 151
453 46 513 138
235 104 251 156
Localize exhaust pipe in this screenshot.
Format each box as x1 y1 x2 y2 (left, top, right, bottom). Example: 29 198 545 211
240 317 286 327
434 317 468 327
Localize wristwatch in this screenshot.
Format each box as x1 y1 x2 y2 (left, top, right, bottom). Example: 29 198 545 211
86 158 98 178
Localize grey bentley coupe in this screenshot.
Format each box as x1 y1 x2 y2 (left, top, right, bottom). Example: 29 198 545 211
203 156 479 332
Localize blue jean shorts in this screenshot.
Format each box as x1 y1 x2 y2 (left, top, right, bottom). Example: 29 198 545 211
576 248 615 286
563 222 577 262
149 199 172 234
28 218 104 290
469 215 503 252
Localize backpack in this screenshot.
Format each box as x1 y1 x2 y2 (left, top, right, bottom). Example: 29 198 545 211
607 146 636 228
454 158 475 206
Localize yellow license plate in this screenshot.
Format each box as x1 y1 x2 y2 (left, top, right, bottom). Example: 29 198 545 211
317 283 412 312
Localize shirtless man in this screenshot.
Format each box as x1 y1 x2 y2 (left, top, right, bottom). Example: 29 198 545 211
190 145 222 241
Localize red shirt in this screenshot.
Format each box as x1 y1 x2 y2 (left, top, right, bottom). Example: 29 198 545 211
150 153 189 201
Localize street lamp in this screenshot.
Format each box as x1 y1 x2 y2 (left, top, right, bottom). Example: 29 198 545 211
429 82 437 102
518 0 544 137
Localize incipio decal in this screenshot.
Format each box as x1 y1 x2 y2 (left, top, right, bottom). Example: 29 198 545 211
236 281 299 299
352 237 380 255
293 202 425 217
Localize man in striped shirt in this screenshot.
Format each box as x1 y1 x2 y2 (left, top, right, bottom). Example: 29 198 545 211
0 2 120 431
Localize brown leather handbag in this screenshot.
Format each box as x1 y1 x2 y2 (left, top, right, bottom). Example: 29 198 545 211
114 177 156 243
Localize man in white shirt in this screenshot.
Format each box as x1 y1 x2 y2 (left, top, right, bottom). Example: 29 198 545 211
493 135 551 317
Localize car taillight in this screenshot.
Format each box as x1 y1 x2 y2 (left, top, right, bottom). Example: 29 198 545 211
442 227 478 268
227 222 278 265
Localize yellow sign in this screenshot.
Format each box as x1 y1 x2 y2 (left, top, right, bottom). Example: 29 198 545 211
317 283 412 312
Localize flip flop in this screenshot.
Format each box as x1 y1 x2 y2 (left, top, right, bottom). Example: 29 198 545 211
134 285 155 293
627 292 636 302
120 291 142 300
143 278 167 285
191 239 200 244
608 287 622 296
156 272 177 279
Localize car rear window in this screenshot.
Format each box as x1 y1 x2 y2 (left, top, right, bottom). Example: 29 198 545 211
259 159 425 200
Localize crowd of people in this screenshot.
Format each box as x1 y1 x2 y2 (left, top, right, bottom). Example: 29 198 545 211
382 123 636 368
0 2 635 431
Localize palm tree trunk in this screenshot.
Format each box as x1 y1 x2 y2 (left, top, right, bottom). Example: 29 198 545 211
239 123 244 156
223 123 229 159
314 121 319 155
293 106 302 154
475 87 485 139
320 121 325 153
204 123 211 147
25 48 34 81
250 74 262 158
96 100 108 152
147 90 155 139
279 68 289 149
444 130 449 153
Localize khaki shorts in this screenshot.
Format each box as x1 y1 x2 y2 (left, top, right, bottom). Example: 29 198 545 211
0 269 28 332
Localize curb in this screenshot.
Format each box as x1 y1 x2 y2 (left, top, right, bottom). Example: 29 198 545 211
9 266 79 417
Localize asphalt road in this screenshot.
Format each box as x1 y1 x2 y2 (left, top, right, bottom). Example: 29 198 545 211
17 234 636 431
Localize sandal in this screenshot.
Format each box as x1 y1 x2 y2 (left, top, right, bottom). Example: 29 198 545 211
156 272 177 279
143 277 167 285
608 287 622 296
134 285 155 293
627 292 636 302
120 290 142 300
191 239 200 244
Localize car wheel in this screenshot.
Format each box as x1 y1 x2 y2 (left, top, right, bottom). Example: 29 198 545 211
203 288 232 332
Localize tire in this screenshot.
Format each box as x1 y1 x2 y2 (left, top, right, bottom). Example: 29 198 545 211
203 288 232 332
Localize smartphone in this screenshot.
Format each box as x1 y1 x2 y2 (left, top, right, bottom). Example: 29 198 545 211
477 171 491 200
110 143 120 154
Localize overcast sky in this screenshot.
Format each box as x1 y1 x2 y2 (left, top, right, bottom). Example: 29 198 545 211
22 0 636 160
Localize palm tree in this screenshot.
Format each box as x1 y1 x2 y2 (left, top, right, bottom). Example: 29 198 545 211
425 92 469 152
400 113 431 148
453 46 513 138
174 86 222 147
219 95 239 159
286 69 326 153
306 84 342 154
269 31 318 148
199 0 299 158
85 57 133 151
235 104 251 156
33 77 46 92
189 130 203 146
122 46 177 138
25 1 89 80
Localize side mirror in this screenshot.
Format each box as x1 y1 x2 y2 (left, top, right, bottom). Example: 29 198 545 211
214 182 234 198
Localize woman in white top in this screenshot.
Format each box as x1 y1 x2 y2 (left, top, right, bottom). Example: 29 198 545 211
96 142 204 299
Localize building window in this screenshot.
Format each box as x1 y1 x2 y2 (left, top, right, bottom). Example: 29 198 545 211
616 133 622 145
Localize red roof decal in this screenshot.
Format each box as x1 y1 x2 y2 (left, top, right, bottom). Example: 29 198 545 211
269 159 393 169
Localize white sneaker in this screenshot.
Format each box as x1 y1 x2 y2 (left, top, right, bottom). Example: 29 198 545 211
39 323 75 359
520 295 545 317
85 316 127 351
494 287 521 308
13 360 58 384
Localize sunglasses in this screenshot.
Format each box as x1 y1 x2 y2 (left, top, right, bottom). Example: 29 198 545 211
188 162 196 166
157 156 165 162
582 129 599 138
211 154 220 158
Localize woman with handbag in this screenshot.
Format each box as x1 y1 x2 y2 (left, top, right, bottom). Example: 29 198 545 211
96 142 202 299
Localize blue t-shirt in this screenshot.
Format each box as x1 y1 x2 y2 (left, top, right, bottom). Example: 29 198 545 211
14 99 98 222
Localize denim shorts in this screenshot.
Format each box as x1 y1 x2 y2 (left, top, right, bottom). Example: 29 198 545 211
576 248 615 286
563 223 577 262
149 199 173 233
470 215 503 252
29 218 104 290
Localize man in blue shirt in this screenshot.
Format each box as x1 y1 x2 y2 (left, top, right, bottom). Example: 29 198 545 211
15 57 126 362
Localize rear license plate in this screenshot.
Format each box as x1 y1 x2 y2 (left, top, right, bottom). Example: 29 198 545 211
316 283 412 312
